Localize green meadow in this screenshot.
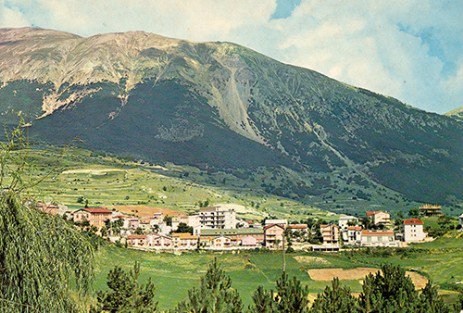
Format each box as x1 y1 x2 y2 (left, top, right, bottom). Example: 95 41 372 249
92 236 463 311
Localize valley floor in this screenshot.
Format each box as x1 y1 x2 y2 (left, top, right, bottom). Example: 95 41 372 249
92 236 463 311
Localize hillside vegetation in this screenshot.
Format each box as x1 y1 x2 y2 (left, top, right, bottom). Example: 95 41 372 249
0 28 462 213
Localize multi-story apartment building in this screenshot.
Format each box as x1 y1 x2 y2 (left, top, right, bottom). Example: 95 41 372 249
199 206 236 229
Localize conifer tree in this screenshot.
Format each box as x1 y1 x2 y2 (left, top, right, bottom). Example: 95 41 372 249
248 285 275 313
274 272 309 313
173 258 242 313
311 278 359 313
358 264 418 312
91 262 158 313
418 281 450 313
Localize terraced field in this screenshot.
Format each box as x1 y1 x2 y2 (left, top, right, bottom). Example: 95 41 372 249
19 147 334 222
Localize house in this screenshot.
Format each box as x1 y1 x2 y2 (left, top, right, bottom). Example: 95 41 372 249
287 224 308 234
264 219 288 227
361 230 395 246
172 214 189 231
36 202 60 215
73 207 112 230
460 214 463 227
200 228 264 248
188 214 201 235
338 215 359 230
148 234 173 249
342 226 362 245
127 235 147 247
127 217 140 231
199 207 236 229
264 224 285 249
172 233 198 250
403 218 426 242
212 236 232 249
138 217 153 232
241 235 258 247
366 211 391 226
320 224 339 244
419 204 442 216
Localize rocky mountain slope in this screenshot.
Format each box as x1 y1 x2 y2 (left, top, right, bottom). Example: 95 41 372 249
1 27 462 211
446 106 463 121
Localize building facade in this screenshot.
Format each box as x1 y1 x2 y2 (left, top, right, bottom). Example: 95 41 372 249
73 207 112 230
403 218 426 242
199 207 236 229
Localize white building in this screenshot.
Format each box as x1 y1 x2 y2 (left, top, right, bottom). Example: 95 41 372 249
338 215 359 230
264 219 288 227
403 218 426 242
188 214 202 235
342 226 362 245
459 214 463 227
199 207 236 229
366 211 391 226
361 230 396 247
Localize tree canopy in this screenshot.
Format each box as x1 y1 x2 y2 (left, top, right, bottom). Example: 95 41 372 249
0 120 94 312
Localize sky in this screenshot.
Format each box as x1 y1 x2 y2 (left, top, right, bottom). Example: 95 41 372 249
1 0 462 114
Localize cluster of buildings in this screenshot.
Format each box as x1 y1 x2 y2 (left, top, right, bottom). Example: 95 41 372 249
67 205 297 251
37 201 456 252
318 210 429 250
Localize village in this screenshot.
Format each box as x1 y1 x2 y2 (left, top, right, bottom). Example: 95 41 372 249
37 202 461 252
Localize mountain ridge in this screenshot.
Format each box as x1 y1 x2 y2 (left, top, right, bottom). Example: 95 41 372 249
1 27 462 212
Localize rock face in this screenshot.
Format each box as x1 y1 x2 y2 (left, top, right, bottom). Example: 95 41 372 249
1 27 462 209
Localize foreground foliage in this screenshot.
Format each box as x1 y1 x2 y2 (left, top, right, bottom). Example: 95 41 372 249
91 262 158 313
96 260 457 313
0 122 94 312
173 258 242 313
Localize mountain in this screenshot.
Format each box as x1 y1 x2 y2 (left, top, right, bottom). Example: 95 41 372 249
446 106 463 121
1 27 462 212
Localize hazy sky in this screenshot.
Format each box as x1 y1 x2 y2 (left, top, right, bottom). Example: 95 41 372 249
1 0 462 113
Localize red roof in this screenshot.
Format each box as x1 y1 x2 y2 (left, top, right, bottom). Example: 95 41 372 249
403 218 424 225
361 230 394 236
264 224 285 230
347 226 362 231
288 224 308 229
366 211 386 216
127 235 146 239
83 207 112 214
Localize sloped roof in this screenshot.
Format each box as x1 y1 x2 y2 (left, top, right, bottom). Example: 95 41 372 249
201 228 264 236
288 224 308 229
403 218 424 225
127 235 146 239
361 230 394 236
172 233 198 240
83 207 112 214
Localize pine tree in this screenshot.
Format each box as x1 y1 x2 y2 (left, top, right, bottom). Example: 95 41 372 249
274 272 309 313
91 262 158 313
311 278 359 313
418 281 450 313
248 285 275 313
358 264 418 312
173 258 242 313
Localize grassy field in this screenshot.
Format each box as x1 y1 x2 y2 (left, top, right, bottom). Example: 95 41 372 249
92 236 463 311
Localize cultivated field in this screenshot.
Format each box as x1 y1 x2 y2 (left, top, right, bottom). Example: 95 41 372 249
307 267 428 289
22 147 333 221
92 236 463 311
